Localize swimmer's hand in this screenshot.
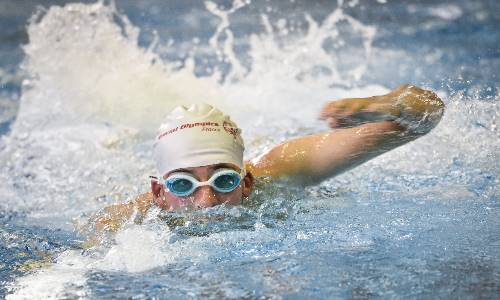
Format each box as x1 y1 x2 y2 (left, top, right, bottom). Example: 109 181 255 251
249 84 444 184
320 84 444 132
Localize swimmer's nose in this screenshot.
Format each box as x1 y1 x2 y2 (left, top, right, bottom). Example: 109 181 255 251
193 185 220 208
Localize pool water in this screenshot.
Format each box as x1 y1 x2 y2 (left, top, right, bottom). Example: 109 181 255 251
0 0 498 299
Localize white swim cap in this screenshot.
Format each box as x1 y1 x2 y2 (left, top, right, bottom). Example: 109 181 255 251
153 103 244 177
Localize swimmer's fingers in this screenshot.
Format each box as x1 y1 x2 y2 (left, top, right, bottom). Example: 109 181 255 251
319 86 423 121
324 115 358 128
320 98 369 119
320 85 444 129
319 98 372 128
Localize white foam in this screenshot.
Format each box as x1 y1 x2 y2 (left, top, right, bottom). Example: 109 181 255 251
3 0 498 296
429 4 463 21
7 250 91 299
18 1 224 134
0 0 382 219
95 226 175 272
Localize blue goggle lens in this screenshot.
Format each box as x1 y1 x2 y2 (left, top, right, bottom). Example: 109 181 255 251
214 173 239 192
168 178 193 195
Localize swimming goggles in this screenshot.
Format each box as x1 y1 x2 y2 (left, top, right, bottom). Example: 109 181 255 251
163 168 245 197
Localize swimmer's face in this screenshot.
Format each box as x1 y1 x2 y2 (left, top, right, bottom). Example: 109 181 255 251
153 163 254 211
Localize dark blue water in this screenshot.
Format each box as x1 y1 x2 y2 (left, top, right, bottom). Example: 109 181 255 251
0 1 498 299
1 0 498 105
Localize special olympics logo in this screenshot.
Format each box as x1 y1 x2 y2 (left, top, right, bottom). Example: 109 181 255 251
223 121 240 139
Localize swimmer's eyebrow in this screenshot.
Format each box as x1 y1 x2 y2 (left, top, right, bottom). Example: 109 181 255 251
210 163 240 171
163 168 192 180
169 168 192 174
171 164 238 173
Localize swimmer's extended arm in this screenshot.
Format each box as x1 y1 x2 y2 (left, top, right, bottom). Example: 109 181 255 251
247 85 444 184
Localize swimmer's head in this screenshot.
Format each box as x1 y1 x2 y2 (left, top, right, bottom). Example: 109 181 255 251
153 103 244 177
152 103 252 210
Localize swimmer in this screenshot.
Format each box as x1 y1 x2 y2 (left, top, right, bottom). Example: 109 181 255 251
87 84 444 240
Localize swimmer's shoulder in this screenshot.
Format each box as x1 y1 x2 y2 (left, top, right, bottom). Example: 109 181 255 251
134 191 155 215
245 160 265 178
245 161 310 186
93 192 153 231
82 192 154 248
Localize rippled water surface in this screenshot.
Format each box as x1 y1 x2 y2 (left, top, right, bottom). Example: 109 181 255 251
0 0 498 299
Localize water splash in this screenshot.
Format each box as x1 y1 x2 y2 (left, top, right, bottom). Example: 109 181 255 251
18 1 224 134
0 0 384 218
2 0 498 298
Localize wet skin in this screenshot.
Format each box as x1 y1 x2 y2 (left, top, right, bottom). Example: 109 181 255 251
86 84 445 244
